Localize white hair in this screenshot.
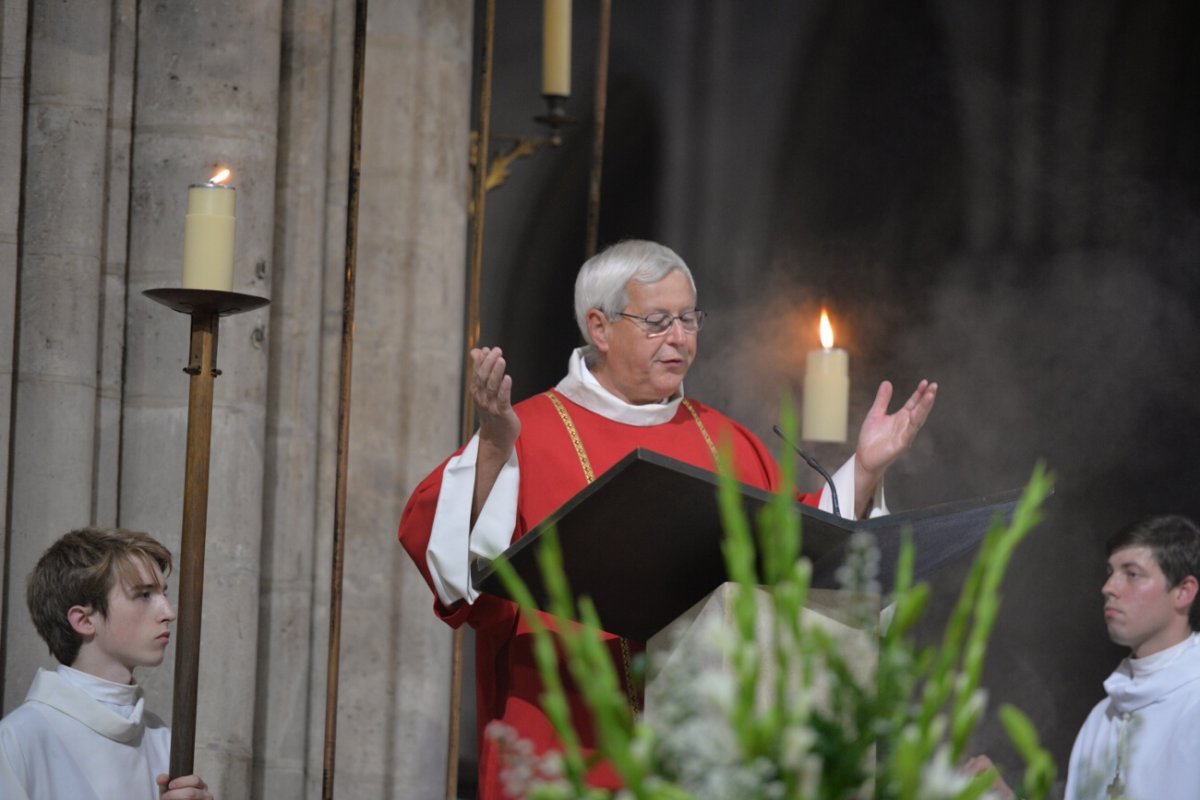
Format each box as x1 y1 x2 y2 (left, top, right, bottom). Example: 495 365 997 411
574 240 697 362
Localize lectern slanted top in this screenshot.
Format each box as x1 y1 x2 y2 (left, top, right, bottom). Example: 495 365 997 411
472 448 1020 642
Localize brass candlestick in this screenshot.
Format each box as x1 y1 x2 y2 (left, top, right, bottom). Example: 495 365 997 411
143 287 269 779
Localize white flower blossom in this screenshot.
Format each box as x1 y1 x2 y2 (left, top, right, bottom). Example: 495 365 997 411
920 746 974 799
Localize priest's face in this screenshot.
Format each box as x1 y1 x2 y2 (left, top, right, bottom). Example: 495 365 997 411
1102 545 1190 658
588 270 698 404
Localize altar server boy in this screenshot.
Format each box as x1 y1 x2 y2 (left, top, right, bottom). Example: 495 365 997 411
0 527 212 799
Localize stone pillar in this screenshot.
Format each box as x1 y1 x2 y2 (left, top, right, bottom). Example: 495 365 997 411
304 0 353 794
0 0 30 647
95 0 138 526
311 1 473 795
253 0 339 794
120 2 281 796
4 0 112 711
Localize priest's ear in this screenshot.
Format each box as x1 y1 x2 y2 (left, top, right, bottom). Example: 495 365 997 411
586 308 613 354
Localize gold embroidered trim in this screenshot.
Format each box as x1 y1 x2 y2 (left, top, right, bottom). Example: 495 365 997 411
681 398 718 462
544 389 642 713
544 391 595 484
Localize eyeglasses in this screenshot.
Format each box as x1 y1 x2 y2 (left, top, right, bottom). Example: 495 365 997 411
615 309 707 336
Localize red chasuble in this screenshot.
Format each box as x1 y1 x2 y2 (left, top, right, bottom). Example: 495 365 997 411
399 389 818 799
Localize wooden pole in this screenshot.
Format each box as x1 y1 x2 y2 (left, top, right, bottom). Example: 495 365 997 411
448 1 497 796
585 0 612 258
321 0 369 796
461 0 495 438
168 311 219 779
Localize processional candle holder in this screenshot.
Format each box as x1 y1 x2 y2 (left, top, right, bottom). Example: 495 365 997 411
143 287 269 779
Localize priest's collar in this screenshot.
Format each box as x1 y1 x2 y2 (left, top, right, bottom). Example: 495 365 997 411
555 348 683 426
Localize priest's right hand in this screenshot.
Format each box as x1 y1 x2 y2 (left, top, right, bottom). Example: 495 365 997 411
470 347 520 525
472 347 520 456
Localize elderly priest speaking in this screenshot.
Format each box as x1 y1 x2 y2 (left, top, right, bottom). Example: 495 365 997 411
399 239 937 799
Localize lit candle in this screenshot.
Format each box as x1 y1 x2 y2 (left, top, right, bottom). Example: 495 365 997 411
802 308 849 442
542 0 571 97
182 168 236 291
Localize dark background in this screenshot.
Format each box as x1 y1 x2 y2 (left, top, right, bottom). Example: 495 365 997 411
463 0 1200 794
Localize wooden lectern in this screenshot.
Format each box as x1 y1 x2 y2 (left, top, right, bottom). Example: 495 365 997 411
471 449 1023 715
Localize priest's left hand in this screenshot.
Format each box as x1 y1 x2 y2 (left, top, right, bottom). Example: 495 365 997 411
852 379 937 516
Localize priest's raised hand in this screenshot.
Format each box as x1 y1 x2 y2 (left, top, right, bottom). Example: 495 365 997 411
852 378 938 517
470 346 521 525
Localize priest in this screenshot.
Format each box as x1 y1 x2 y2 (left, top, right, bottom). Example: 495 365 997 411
399 239 937 799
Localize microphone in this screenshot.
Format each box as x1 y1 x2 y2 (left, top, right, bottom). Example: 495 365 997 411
772 425 841 518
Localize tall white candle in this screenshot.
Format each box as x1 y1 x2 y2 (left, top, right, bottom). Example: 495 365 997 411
802 309 849 442
542 0 571 97
182 170 236 291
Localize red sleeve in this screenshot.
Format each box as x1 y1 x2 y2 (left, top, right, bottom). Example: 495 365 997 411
397 456 517 632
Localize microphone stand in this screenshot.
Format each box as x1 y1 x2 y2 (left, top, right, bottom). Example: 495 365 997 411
773 424 841 518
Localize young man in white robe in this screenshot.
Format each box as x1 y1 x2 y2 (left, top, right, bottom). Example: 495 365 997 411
1064 514 1200 800
966 514 1200 800
0 527 212 799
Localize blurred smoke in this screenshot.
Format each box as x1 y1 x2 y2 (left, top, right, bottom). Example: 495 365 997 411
683 235 1200 774
687 243 1200 505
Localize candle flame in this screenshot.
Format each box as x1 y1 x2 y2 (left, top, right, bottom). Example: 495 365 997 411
819 308 835 349
208 168 231 185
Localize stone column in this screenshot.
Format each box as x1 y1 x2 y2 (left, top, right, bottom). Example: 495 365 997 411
310 1 473 795
95 0 138 526
4 0 112 711
252 0 339 794
304 1 353 794
120 2 282 796
0 0 30 646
